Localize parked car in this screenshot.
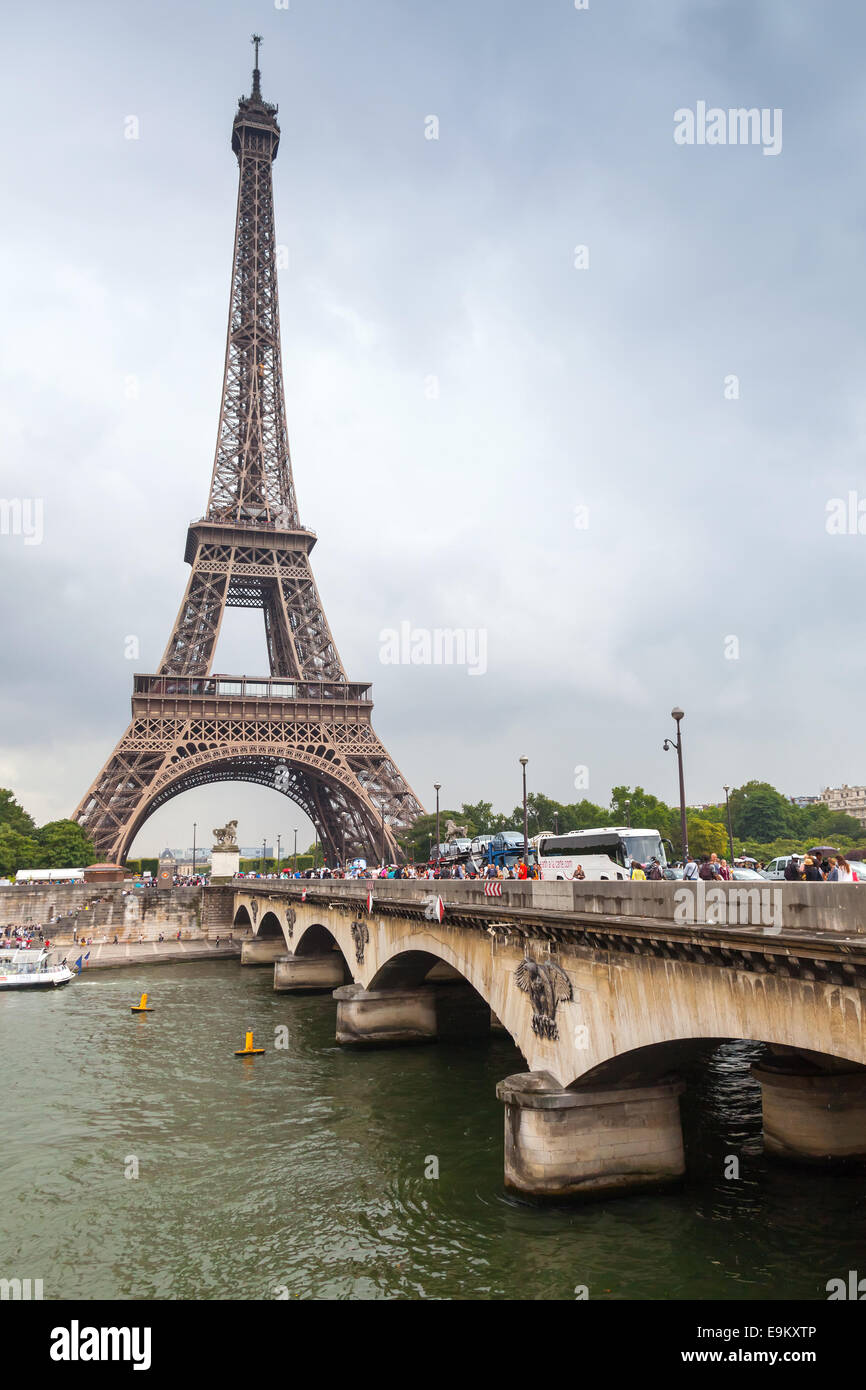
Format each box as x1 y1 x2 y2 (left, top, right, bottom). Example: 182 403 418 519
730 867 765 881
764 855 801 880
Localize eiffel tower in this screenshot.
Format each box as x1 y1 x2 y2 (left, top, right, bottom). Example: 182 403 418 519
74 39 423 866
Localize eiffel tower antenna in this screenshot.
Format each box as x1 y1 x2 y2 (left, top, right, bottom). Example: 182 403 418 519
251 33 262 99
73 54 423 866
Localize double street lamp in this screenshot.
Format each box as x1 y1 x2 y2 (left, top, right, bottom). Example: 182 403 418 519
663 706 688 864
520 756 529 864
434 783 441 866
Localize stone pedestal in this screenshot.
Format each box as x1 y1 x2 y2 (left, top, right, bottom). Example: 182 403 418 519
210 847 240 883
496 1071 686 1199
240 938 286 966
274 953 346 993
334 983 437 1046
753 1063 866 1162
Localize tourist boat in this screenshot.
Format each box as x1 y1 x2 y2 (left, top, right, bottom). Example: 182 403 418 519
0 948 74 990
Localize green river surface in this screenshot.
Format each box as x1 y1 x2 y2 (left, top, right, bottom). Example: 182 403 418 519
2 960 864 1301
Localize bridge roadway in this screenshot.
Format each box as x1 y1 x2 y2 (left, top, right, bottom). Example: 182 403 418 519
205 877 866 1198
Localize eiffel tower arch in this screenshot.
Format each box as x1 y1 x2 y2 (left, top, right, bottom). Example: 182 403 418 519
74 40 423 865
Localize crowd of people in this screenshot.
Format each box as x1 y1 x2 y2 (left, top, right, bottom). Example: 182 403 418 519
784 854 857 882
1 923 48 948
236 859 544 881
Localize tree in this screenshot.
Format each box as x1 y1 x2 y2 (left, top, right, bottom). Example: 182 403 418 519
0 826 41 876
685 816 729 859
0 789 36 837
729 782 796 841
610 785 676 837
37 820 95 869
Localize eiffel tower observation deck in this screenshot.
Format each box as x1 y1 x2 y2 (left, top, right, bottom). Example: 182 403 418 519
74 38 423 865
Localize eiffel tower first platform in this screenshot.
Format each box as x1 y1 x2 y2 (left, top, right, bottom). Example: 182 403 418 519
74 41 423 866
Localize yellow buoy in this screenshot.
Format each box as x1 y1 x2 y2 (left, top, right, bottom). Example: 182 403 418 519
235 1029 264 1056
131 992 153 1013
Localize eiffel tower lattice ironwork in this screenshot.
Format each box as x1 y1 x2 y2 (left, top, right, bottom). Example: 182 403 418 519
74 42 423 865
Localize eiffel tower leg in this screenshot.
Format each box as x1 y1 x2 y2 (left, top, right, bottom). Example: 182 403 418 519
159 565 230 677
73 724 179 863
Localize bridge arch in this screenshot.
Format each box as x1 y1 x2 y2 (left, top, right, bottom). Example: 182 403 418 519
367 938 525 1053
233 904 252 929
256 910 284 940
294 920 352 974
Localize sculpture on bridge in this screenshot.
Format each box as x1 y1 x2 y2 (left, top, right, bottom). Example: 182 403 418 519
213 820 239 849
444 818 468 841
351 919 369 964
285 906 295 939
515 955 573 1041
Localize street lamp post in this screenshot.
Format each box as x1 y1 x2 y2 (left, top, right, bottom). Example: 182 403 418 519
380 802 385 868
434 783 441 867
277 833 281 876
663 707 688 863
553 811 559 836
520 757 529 865
293 828 298 874
723 785 735 866
625 800 631 830
192 822 196 879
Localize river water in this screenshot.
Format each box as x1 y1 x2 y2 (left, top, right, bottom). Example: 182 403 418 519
1 961 863 1301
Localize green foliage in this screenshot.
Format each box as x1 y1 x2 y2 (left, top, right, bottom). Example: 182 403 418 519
685 816 729 859
729 782 796 840
37 820 95 869
125 858 159 877
0 792 96 876
0 826 41 875
0 790 36 837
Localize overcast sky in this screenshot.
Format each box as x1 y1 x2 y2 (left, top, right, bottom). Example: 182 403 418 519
1 0 865 856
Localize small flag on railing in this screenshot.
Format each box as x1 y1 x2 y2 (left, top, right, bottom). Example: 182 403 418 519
434 896 445 923
484 882 502 897
301 889 307 902
366 890 373 914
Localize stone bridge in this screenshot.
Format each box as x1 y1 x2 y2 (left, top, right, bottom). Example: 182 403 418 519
206 877 866 1198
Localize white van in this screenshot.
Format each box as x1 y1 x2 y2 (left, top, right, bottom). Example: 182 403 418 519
764 856 799 880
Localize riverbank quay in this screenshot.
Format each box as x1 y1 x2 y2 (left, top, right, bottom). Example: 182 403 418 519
54 939 242 970
0 881 204 939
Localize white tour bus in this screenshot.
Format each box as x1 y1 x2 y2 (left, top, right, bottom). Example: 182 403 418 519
537 827 670 881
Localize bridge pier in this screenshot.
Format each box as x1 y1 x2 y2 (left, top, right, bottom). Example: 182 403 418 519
274 953 346 992
334 983 438 1046
753 1061 866 1163
497 1071 686 1199
240 938 286 966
